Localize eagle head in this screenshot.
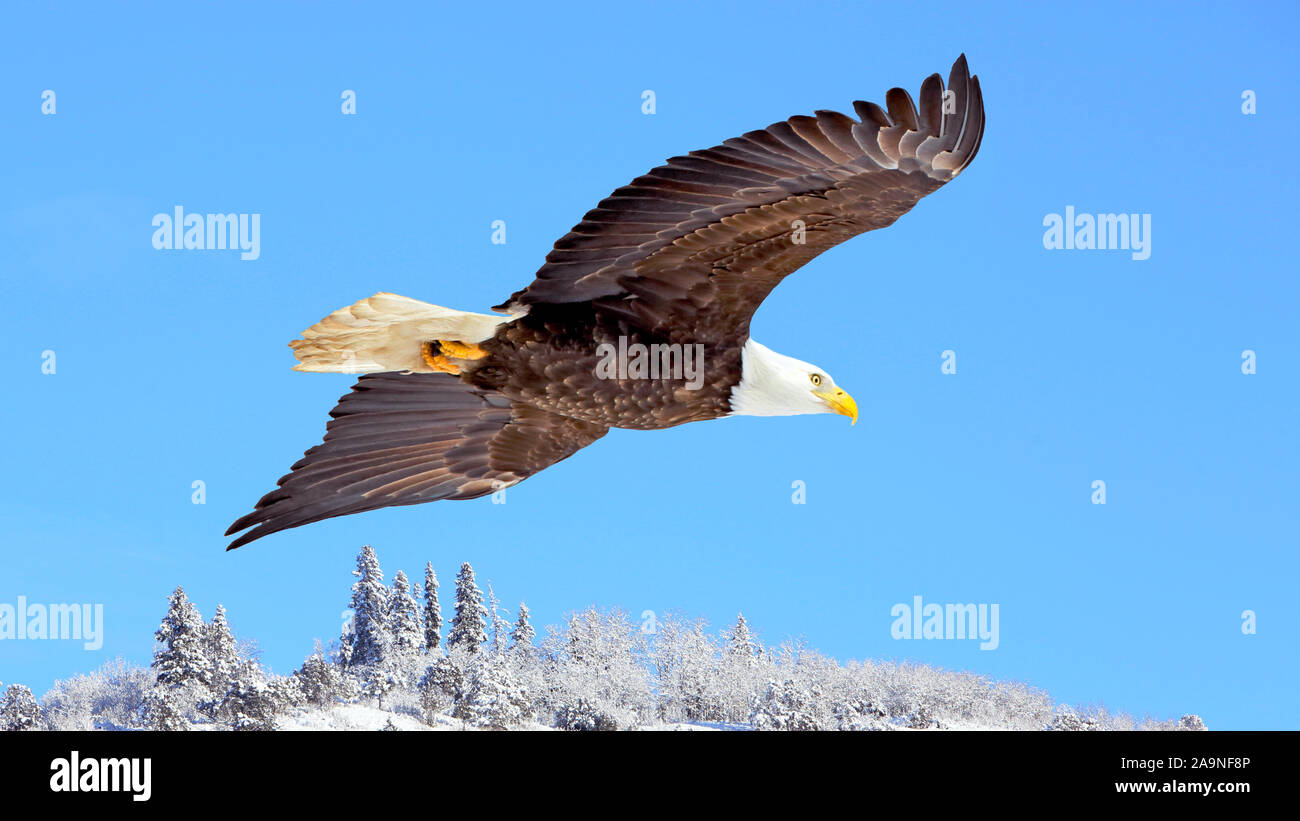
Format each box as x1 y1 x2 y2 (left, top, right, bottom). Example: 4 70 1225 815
728 338 858 423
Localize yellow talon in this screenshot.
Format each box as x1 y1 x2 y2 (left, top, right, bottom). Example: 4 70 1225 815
422 339 489 374
437 339 489 360
421 342 460 374
430 357 461 374
421 342 441 369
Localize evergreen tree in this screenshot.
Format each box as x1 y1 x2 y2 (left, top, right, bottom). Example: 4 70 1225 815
486 583 508 656
832 698 888 731
347 545 389 667
657 620 721 722
294 644 344 708
266 675 305 713
750 679 823 731
509 602 536 653
423 562 442 650
447 562 488 655
335 631 354 668
553 697 621 731
386 570 423 659
361 666 397 709
550 607 655 730
411 579 426 643
139 686 188 731
220 679 279 731
205 604 240 692
727 612 758 661
1 684 43 731
418 657 464 721
1177 714 1208 731
458 657 531 729
1046 707 1098 732
153 587 212 695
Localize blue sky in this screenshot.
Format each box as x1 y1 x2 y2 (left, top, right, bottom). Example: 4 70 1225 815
2 1 1296 729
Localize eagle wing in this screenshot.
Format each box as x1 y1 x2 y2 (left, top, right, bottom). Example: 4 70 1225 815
495 55 984 342
225 372 607 549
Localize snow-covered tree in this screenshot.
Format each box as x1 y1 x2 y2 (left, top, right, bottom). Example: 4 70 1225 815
727 613 758 661
219 677 279 731
360 665 398 709
206 658 269 726
1047 706 1099 731
32 553 1202 732
423 562 442 651
418 657 463 721
652 616 724 722
153 587 212 705
347 545 389 667
267 676 304 712
1 684 43 731
709 613 773 721
139 686 188 731
509 602 535 653
833 698 889 731
447 562 488 655
1177 714 1208 731
335 630 354 668
750 679 823 731
204 604 240 693
387 570 423 660
554 697 618 731
545 607 654 730
294 644 344 708
486 583 509 656
458 656 531 729
906 705 946 729
40 659 151 731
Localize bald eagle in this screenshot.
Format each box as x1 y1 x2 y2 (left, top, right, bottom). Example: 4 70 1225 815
226 55 984 549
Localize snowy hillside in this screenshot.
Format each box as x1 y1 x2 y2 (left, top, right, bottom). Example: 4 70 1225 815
2 546 1205 732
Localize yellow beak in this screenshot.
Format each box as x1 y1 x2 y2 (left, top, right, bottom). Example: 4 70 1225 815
815 387 858 425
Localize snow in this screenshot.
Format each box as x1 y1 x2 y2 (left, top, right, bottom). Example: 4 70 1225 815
21 547 1207 732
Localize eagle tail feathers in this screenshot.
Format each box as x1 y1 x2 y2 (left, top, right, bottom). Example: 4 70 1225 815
288 292 522 374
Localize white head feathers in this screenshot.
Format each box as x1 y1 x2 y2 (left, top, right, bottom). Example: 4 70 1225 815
728 338 858 422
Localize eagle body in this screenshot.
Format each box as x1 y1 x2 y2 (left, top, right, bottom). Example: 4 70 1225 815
226 55 985 549
467 302 742 430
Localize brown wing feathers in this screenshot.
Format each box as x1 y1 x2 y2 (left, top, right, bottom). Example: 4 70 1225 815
225 373 607 549
496 54 984 333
